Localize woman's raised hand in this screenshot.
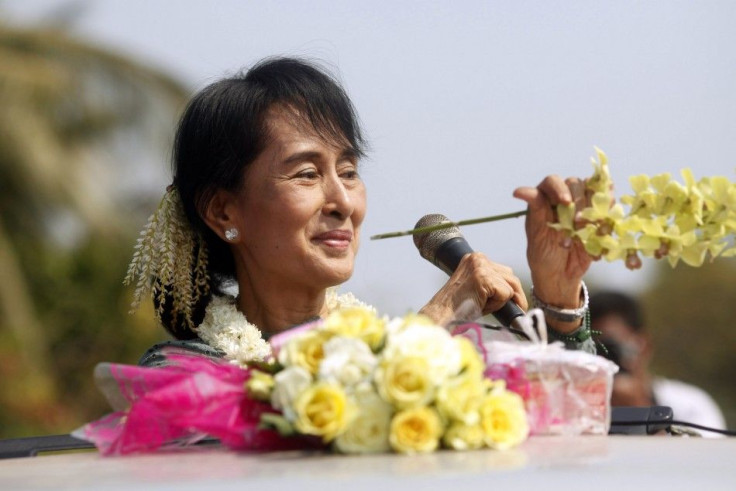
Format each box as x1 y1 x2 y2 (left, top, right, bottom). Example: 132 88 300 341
419 252 527 326
513 175 592 333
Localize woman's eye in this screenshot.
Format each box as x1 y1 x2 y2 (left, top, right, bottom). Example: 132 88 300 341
339 161 360 179
296 170 319 179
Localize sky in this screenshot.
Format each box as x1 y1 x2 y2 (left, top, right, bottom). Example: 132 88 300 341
6 0 736 316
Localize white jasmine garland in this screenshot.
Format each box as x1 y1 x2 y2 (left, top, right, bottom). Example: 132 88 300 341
195 295 271 365
324 290 375 313
196 290 373 366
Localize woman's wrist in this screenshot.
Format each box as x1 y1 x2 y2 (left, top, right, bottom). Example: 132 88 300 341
418 302 452 326
529 278 583 310
531 280 589 335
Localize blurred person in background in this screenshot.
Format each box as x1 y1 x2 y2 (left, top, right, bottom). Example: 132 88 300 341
590 290 726 435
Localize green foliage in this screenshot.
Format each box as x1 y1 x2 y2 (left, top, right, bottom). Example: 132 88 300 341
0 21 187 438
642 259 736 429
0 232 167 438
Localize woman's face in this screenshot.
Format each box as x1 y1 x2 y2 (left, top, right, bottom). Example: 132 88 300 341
230 106 366 292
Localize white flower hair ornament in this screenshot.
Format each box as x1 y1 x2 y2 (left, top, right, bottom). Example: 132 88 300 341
124 186 210 331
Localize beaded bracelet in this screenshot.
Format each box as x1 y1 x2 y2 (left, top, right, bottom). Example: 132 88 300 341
530 281 589 323
547 309 592 344
546 310 604 354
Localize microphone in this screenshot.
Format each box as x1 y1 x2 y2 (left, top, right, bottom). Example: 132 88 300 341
413 213 526 329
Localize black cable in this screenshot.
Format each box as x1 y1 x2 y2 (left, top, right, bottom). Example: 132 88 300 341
612 419 736 437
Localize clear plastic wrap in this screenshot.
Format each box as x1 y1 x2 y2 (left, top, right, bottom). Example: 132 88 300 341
484 310 618 436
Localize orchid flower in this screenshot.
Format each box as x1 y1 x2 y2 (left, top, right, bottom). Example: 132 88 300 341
550 149 735 270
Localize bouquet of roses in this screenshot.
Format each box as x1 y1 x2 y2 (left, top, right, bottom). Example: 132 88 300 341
76 307 529 455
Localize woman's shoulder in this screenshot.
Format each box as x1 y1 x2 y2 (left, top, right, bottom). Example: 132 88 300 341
138 339 225 367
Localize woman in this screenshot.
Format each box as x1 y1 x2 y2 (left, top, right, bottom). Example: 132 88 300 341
132 57 594 367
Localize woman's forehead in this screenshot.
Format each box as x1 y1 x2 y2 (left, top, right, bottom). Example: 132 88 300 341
263 104 352 151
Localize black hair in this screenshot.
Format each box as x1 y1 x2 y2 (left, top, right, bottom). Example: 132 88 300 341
161 57 366 339
589 290 645 333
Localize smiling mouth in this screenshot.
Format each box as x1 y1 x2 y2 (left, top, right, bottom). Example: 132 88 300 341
313 230 353 249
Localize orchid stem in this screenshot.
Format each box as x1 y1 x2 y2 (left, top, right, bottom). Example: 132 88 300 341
370 210 528 240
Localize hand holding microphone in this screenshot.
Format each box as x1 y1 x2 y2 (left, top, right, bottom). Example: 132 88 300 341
414 213 527 328
376 173 591 335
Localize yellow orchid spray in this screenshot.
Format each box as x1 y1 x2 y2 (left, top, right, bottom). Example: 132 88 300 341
555 148 736 269
371 147 734 271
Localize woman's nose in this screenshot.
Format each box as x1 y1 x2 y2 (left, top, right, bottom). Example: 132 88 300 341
323 174 354 219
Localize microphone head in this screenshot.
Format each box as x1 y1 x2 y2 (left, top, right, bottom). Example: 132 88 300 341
413 214 463 263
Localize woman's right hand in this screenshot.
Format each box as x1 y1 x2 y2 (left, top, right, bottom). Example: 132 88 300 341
418 252 528 326
513 175 592 333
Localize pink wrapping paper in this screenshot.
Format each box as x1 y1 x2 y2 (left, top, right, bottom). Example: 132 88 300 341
74 352 321 455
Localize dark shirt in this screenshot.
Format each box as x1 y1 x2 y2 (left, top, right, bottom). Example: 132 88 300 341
138 339 225 367
138 315 323 367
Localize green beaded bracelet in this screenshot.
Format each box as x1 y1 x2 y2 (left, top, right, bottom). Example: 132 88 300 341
548 309 592 344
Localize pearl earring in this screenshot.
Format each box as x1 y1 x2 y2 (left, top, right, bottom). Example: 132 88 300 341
225 228 239 241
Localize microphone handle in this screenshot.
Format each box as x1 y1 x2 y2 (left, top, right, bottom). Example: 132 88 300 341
434 237 525 328
433 237 470 275
492 301 526 328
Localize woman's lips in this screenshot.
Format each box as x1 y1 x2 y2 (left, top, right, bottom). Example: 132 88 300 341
313 230 353 249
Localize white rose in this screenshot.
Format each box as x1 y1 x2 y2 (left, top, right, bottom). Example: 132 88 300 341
270 366 312 421
382 322 462 382
334 384 392 454
318 337 377 387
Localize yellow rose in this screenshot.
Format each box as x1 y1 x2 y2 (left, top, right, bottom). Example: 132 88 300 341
375 355 434 409
294 383 354 442
435 372 484 425
455 336 485 377
323 307 386 351
479 389 529 450
387 312 436 331
389 406 442 454
277 330 331 374
245 370 274 401
334 385 392 454
442 422 485 451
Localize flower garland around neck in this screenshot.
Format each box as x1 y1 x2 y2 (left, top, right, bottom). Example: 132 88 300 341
195 290 375 367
